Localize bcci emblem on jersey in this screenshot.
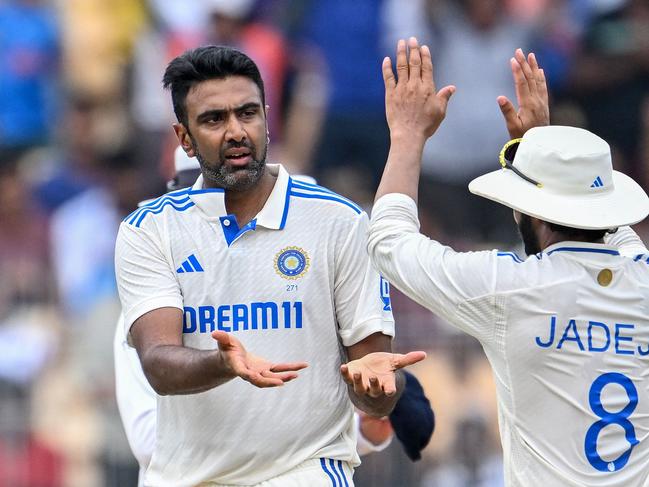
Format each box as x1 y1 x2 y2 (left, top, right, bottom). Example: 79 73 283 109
275 246 310 280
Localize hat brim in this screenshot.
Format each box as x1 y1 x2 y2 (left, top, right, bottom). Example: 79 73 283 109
468 169 649 230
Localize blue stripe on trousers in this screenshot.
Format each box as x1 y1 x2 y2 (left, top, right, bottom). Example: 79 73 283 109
336 460 349 487
320 458 337 486
329 458 343 486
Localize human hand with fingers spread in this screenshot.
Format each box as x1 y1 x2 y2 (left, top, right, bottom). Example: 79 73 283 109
375 37 456 202
383 37 456 140
340 350 426 404
498 48 550 139
211 331 308 388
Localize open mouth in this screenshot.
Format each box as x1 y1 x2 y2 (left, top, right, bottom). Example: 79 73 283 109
224 148 253 166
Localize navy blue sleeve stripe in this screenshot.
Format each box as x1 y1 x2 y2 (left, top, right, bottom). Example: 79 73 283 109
290 190 362 214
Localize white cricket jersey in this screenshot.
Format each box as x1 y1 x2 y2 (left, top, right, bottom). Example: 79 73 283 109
368 193 649 487
115 164 394 486
114 314 156 487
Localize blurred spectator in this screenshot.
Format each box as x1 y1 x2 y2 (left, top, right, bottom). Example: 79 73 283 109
0 380 63 487
0 0 60 155
384 0 532 244
47 145 142 486
32 97 103 214
528 0 594 94
0 159 61 485
59 0 146 99
566 0 649 186
0 164 52 313
284 0 390 195
421 414 503 487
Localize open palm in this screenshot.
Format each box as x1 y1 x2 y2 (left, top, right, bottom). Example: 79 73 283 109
212 331 308 388
341 351 426 398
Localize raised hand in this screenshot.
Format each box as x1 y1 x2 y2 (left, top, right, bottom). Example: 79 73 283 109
383 37 455 140
498 48 550 139
212 331 308 388
340 350 426 398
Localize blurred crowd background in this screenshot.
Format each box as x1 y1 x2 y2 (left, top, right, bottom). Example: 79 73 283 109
0 0 648 485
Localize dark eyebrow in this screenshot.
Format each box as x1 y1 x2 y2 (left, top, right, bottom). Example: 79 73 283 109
235 102 262 114
196 102 262 122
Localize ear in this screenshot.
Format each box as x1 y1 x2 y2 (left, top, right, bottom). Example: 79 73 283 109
264 106 271 144
173 123 195 157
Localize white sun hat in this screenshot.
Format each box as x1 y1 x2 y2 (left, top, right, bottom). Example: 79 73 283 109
468 125 649 230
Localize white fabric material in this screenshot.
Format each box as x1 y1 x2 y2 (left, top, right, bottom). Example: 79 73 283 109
369 193 649 487
115 312 386 487
469 126 649 229
114 315 156 487
115 164 394 486
605 226 649 258
209 458 354 487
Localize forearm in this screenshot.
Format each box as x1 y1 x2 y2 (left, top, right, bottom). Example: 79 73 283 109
140 345 234 395
375 133 427 203
348 370 406 417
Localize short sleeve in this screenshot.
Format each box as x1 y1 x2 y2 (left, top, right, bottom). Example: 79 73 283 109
115 222 183 333
334 212 395 347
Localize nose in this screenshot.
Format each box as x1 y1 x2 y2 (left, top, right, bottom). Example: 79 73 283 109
225 114 246 143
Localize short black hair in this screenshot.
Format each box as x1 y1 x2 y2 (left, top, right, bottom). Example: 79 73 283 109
162 45 265 127
548 222 610 242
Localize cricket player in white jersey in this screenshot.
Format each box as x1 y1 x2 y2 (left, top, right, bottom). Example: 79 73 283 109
114 46 426 487
368 37 649 486
114 147 434 486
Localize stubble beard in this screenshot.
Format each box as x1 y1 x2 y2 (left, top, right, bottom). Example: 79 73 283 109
192 136 268 192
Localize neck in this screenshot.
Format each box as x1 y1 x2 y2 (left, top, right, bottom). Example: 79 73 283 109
223 169 276 226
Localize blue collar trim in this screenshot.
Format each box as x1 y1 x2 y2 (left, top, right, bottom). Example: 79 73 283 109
546 246 620 256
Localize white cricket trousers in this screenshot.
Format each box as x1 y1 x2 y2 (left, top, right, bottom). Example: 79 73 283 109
202 458 354 487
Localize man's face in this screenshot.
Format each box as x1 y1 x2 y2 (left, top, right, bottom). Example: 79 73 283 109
177 76 268 191
516 212 542 256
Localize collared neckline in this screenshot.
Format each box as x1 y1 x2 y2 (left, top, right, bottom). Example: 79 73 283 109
188 164 291 231
543 241 620 258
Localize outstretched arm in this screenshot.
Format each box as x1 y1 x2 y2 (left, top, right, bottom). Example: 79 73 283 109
374 37 455 204
131 308 308 395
